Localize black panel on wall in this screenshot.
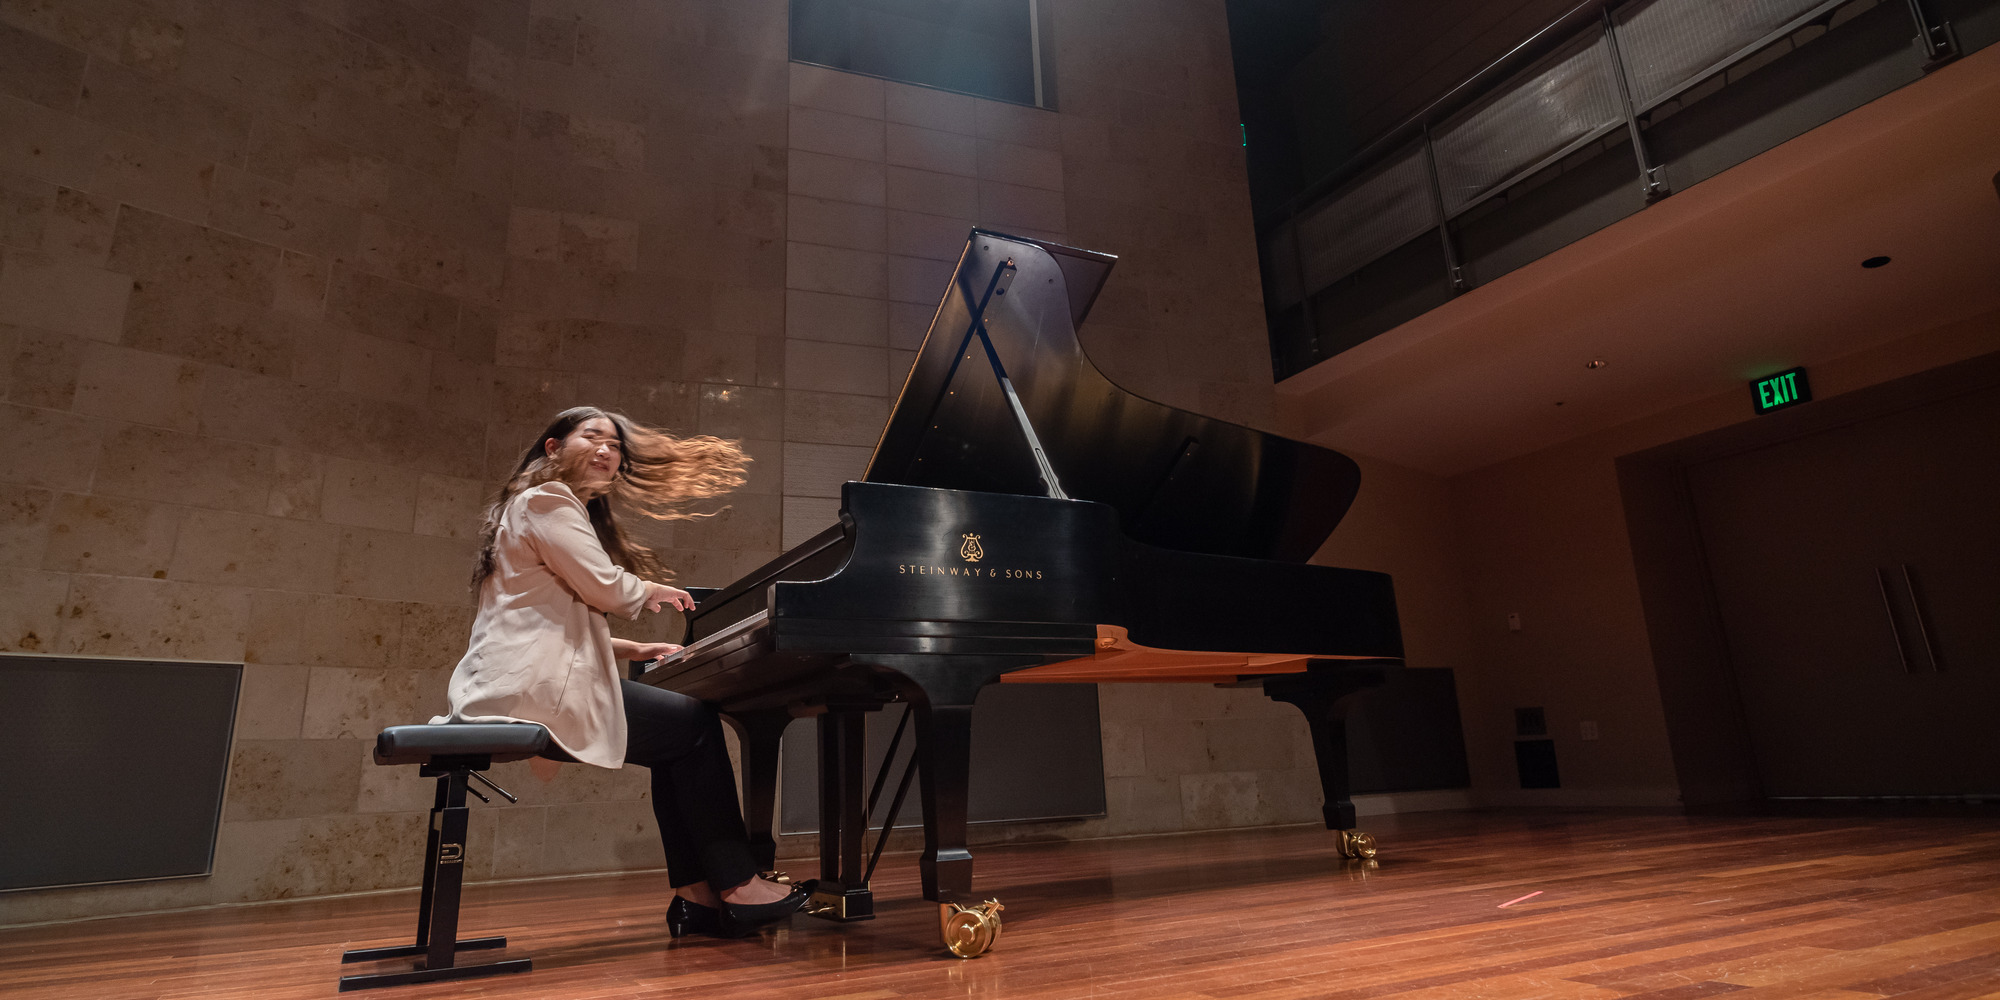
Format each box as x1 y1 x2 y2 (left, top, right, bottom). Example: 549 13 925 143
1516 739 1561 789
2 656 240 891
780 683 1106 832
779 670 1468 831
1348 667 1472 794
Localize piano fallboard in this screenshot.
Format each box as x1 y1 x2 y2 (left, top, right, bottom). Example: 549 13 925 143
638 480 1402 705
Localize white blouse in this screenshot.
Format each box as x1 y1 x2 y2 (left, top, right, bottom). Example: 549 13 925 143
433 481 649 768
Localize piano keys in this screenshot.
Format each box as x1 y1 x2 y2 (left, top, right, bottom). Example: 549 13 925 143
638 230 1403 955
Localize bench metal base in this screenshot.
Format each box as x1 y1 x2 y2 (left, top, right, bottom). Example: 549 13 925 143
339 955 530 991
335 764 530 991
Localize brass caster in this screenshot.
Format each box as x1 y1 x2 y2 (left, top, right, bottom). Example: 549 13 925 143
939 899 1004 958
1338 829 1378 860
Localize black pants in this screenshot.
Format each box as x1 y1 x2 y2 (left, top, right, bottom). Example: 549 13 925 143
545 680 758 892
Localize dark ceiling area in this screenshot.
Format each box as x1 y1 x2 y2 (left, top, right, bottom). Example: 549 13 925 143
1222 0 1325 224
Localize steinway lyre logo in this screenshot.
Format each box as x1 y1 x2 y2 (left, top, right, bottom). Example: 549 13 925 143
899 531 1038 579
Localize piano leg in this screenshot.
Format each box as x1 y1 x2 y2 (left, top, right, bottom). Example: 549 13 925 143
866 654 1036 958
917 702 1018 959
723 709 791 872
1262 666 1392 860
912 701 976 905
808 705 877 921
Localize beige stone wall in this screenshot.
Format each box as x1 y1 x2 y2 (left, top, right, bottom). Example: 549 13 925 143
1054 0 1276 428
0 0 780 923
777 62 1067 545
1 0 1318 924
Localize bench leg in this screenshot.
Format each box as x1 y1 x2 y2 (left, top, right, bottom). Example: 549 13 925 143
424 770 471 971
417 771 446 950
339 768 530 990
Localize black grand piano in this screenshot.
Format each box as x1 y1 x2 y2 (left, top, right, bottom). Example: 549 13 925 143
638 231 1403 956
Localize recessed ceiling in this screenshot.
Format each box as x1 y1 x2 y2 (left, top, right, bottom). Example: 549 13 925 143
1277 43 2000 477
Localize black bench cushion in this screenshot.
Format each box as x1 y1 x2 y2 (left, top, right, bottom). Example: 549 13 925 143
375 723 551 766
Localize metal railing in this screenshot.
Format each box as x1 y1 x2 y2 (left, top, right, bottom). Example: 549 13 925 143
1265 0 1971 376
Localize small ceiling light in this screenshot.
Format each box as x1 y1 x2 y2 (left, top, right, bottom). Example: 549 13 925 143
1862 255 1891 268
1585 359 1609 369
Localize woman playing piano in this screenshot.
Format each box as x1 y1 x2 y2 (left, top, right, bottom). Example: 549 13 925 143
436 405 806 938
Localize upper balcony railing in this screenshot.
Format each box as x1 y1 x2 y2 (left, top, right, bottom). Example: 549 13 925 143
1263 0 1995 380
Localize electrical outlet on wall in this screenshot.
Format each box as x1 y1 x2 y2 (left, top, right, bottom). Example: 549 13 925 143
1580 721 1600 741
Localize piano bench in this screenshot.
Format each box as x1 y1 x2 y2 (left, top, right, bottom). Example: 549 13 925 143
337 723 549 992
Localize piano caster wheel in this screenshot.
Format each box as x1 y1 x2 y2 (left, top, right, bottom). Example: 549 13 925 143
1338 829 1378 860
939 900 1004 958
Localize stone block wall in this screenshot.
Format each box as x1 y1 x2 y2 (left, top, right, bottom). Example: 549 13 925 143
1 0 1317 924
778 61 1069 543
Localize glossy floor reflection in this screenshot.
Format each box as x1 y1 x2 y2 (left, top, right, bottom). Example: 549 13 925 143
4 809 2000 998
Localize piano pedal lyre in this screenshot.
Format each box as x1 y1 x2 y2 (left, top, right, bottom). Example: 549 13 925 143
1338 829 1378 860
938 899 1004 958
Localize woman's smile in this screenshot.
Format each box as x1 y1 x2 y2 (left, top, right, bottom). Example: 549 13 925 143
551 416 624 494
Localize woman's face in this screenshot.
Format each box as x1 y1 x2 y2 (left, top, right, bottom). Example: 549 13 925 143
546 416 623 495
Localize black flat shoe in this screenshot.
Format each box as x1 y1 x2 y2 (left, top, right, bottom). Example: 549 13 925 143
715 884 811 938
666 896 720 938
762 871 819 897
768 872 824 896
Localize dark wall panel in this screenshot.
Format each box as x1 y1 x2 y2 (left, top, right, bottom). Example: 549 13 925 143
780 683 1106 832
3 657 239 891
1348 667 1472 794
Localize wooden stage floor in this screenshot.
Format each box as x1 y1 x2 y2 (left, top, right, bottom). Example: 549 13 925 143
4 810 1998 999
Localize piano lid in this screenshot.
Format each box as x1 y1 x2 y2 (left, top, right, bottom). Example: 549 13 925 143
863 231 1361 564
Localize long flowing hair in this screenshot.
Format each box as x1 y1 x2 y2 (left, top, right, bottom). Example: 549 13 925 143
470 406 749 594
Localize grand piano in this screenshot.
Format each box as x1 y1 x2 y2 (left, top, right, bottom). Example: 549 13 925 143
637 231 1403 956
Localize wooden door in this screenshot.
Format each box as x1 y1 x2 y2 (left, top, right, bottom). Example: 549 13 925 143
1686 383 2000 797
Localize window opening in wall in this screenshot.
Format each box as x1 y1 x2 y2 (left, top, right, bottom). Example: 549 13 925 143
790 0 1056 109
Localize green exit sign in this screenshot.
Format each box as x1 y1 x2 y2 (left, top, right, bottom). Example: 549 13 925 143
1751 367 1811 414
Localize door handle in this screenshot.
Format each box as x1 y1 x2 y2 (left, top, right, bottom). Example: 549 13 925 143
1901 564 1941 672
1876 568 1914 675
